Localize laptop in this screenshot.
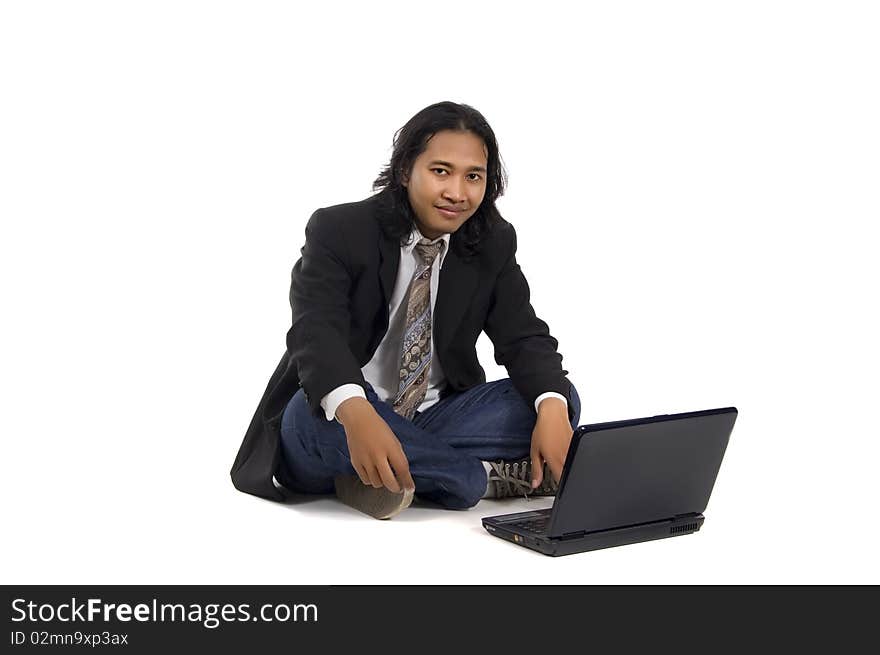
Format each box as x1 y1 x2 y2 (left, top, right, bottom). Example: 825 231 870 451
482 407 737 556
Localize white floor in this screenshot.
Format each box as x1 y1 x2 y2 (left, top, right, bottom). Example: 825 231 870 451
4 418 878 586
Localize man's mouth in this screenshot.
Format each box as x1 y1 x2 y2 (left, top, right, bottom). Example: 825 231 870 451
436 206 464 218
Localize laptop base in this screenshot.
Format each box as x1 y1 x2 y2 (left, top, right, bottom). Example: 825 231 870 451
482 512 705 557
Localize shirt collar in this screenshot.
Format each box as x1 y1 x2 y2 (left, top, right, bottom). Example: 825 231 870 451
401 225 451 270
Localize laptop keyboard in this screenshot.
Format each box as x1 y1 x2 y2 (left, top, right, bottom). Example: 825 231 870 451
508 513 550 534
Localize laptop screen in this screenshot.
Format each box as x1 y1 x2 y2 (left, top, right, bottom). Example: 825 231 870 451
547 408 737 538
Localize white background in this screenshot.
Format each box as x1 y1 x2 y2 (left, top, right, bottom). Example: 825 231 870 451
1 1 877 584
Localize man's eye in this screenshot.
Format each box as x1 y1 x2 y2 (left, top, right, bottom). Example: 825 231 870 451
432 168 481 181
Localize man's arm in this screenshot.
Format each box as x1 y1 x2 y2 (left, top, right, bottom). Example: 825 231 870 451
287 208 414 493
535 391 567 414
321 384 367 421
483 223 574 419
286 208 367 416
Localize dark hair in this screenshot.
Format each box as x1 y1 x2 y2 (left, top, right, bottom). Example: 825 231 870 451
372 101 508 259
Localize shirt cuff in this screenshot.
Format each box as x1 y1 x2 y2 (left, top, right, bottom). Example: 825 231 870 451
535 391 568 414
321 384 367 421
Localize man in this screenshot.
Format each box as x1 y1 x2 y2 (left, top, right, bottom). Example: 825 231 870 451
230 101 581 519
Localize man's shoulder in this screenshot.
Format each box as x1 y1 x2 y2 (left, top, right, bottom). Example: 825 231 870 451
306 193 382 238
475 217 516 261
316 193 379 218
486 217 515 243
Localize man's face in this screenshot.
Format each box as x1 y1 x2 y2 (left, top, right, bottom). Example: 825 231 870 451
402 129 489 240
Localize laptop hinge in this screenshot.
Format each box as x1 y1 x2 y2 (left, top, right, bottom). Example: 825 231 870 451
559 530 587 541
673 513 701 520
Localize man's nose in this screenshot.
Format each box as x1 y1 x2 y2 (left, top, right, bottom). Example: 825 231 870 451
444 178 466 202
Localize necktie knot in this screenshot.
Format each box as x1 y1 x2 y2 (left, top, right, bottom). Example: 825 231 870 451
414 238 445 269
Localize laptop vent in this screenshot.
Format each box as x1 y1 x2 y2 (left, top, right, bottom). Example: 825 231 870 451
670 523 698 535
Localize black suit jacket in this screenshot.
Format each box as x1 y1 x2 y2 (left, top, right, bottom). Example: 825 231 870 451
230 190 574 501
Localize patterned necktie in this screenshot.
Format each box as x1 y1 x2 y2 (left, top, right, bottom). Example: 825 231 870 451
392 237 446 420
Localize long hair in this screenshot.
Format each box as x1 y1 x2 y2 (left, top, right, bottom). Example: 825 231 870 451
372 101 508 259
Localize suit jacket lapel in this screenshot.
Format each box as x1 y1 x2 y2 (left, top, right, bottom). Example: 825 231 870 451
434 243 478 357
378 231 399 307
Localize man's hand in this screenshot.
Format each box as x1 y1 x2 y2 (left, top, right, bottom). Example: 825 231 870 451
335 397 415 494
530 398 574 489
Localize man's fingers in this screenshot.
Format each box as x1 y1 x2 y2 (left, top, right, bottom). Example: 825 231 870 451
548 458 563 485
530 451 543 489
377 460 401 493
390 449 415 492
354 464 371 487
365 466 383 489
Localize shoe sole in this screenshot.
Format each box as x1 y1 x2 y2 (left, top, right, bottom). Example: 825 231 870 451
333 475 414 520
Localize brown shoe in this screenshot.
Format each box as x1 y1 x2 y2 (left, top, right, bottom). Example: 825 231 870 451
333 475 414 520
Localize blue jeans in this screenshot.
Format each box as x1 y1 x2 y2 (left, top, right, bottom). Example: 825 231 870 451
278 378 581 510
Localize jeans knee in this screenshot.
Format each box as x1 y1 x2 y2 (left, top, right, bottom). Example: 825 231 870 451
568 382 582 426
281 387 312 437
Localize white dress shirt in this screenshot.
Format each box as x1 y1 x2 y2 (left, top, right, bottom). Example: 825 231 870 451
320 225 567 421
